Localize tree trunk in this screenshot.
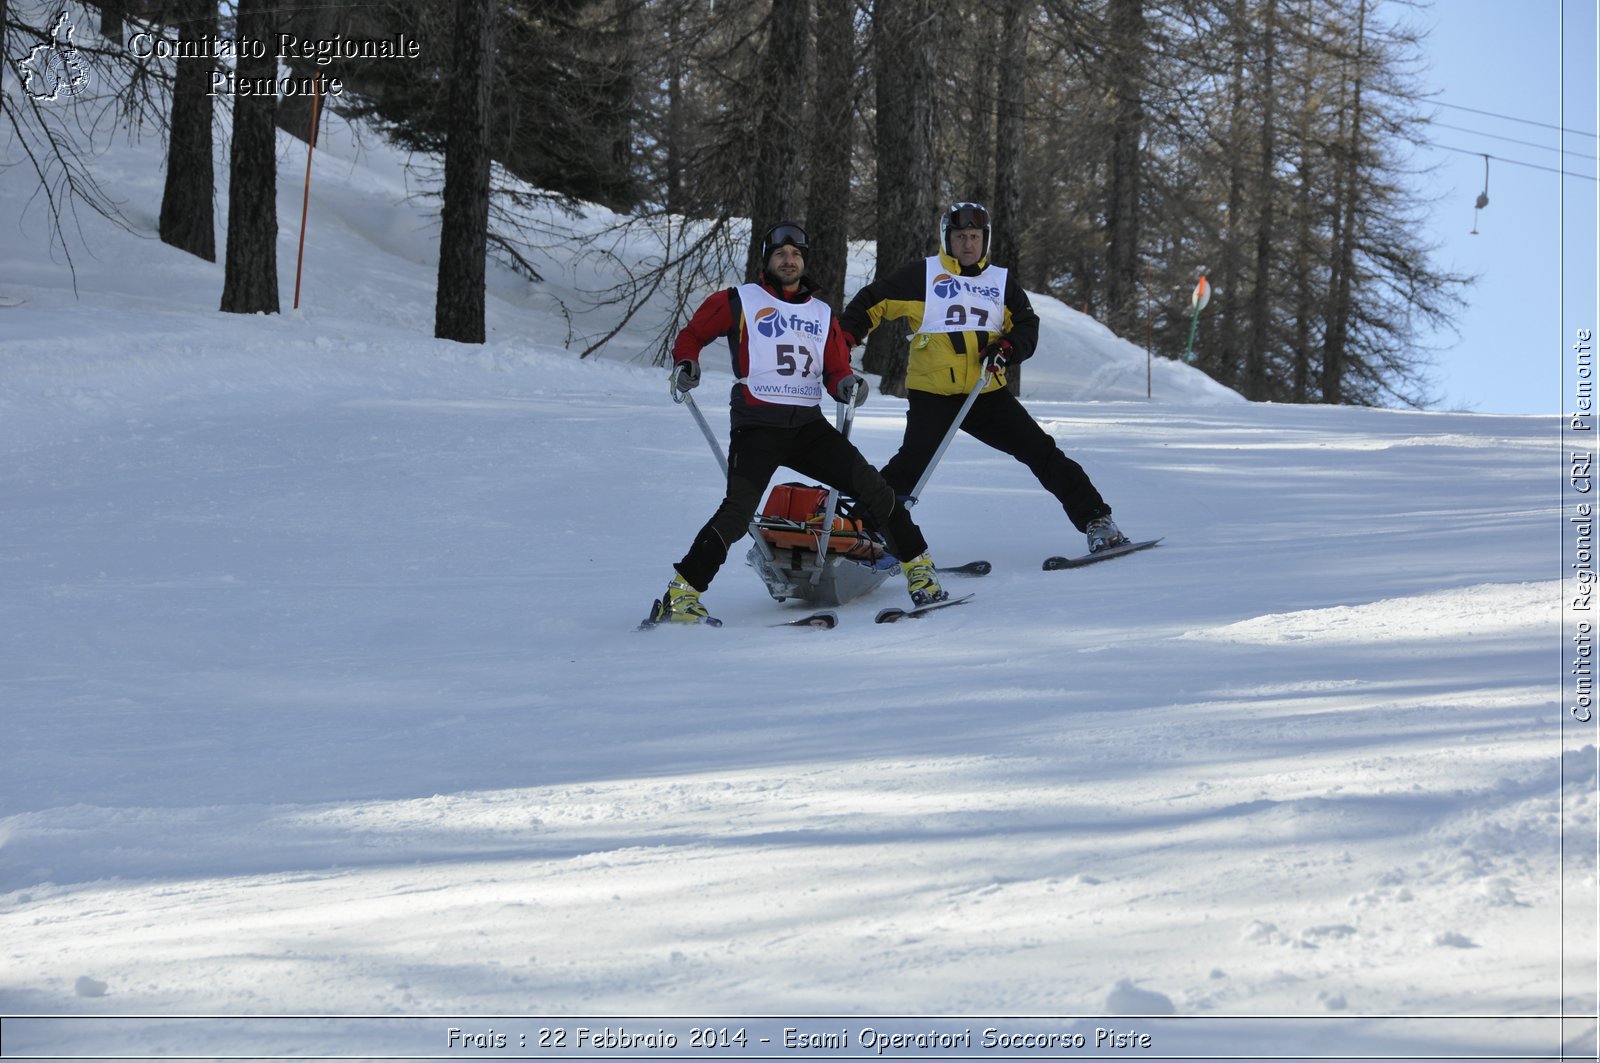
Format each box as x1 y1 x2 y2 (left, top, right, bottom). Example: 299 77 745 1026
1212 0 1250 387
992 0 1027 394
965 12 995 204
1291 177 1314 402
865 0 938 394
220 0 280 314
434 0 497 344
274 0 330 144
158 0 217 262
1322 0 1364 405
807 0 854 312
744 0 810 281
1243 0 1277 399
1103 0 1145 337
1289 0 1319 402
1 0 8 123
664 7 685 216
608 0 638 210
99 0 124 46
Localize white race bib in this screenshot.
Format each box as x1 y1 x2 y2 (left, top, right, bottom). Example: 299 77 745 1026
920 257 1008 336
737 284 832 406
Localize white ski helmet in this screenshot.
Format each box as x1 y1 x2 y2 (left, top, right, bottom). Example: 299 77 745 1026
940 202 991 259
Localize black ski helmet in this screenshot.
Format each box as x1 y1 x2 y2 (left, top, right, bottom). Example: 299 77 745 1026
760 221 809 267
940 202 991 259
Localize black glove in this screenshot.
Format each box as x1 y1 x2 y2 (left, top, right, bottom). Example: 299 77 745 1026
834 373 869 407
671 360 701 392
981 338 1013 374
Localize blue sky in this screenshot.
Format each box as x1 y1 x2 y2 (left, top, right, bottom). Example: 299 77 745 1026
1413 0 1597 414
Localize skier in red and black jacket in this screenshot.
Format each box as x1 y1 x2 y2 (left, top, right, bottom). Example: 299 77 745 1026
643 222 947 627
668 243 854 432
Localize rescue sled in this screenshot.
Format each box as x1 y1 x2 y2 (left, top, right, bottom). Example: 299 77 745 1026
742 363 998 606
744 482 894 606
670 364 892 608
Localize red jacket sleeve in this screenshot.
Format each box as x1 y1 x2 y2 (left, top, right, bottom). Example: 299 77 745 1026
670 289 738 367
821 317 856 397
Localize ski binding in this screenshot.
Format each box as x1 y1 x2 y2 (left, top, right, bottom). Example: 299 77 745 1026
637 603 723 630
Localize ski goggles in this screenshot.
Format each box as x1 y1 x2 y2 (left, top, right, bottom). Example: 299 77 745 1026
945 204 990 230
763 223 809 253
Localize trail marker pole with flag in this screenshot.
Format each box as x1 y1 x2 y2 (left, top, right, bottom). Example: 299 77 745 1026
1184 269 1210 364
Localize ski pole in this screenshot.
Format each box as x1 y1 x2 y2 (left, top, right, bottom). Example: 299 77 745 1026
670 365 727 478
811 385 859 566
906 366 991 504
672 365 780 566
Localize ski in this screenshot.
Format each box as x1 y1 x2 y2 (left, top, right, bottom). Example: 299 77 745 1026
941 560 992 576
771 610 838 629
637 615 723 631
875 592 975 624
1043 537 1163 571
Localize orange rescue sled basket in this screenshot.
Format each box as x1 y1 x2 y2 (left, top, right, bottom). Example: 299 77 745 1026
754 483 886 561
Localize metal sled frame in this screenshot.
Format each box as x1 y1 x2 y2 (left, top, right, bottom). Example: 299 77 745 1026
744 535 892 606
672 368 892 607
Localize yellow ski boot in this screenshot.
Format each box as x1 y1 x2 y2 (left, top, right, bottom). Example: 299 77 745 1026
898 553 949 607
641 572 723 628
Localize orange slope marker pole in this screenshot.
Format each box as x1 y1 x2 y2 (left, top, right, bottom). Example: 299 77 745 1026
292 72 325 311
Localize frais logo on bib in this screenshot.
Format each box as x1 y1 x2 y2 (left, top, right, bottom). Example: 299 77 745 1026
933 273 1001 301
753 306 823 340
753 306 786 338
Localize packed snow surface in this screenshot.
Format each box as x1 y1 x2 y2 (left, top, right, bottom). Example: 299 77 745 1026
1 48 1593 1061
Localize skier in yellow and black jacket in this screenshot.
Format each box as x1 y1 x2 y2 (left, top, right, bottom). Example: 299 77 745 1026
838 202 1130 556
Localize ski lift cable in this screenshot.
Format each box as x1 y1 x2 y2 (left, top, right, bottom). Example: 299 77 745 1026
1427 141 1598 182
1434 99 1597 139
1431 120 1599 160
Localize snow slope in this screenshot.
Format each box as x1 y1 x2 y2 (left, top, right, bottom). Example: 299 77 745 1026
1 51 1594 1061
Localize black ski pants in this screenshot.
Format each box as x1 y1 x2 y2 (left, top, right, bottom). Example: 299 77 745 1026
879 387 1112 533
675 419 929 592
